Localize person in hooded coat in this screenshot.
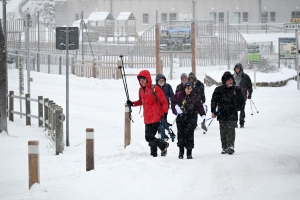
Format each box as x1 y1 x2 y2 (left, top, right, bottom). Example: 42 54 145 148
211 71 244 155
126 70 169 157
171 81 207 159
233 63 253 128
188 72 206 103
155 74 174 108
175 73 188 94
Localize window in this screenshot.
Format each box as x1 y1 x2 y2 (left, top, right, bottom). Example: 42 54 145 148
242 12 248 22
209 12 216 22
261 12 268 23
234 12 240 23
161 13 167 22
169 13 177 21
292 11 300 18
270 12 276 22
219 12 224 23
143 13 149 24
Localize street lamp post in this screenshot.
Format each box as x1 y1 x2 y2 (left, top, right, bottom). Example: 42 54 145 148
24 14 32 95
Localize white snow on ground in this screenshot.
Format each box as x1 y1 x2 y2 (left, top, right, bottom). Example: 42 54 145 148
1 65 300 200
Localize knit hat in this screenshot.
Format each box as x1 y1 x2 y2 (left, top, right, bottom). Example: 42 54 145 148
188 72 195 78
180 73 187 80
221 71 234 84
183 81 192 89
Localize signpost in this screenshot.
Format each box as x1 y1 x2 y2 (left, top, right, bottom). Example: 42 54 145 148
284 19 300 90
56 27 79 146
248 44 261 89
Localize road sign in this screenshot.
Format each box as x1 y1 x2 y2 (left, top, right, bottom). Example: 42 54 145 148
56 27 79 50
248 49 260 53
248 43 261 64
247 44 259 49
284 23 300 30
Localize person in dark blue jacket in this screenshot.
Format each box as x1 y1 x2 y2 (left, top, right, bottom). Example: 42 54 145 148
156 74 174 141
156 74 174 108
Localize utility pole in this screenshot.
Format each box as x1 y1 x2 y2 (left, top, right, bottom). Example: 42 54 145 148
192 0 196 20
81 11 84 61
37 12 40 72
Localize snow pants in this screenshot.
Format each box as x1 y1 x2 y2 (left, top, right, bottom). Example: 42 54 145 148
176 113 197 150
219 121 236 149
238 101 246 125
145 122 168 153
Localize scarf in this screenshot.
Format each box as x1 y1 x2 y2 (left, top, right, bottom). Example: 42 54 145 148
234 71 242 87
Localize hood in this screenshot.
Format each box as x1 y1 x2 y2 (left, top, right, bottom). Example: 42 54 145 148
137 70 152 87
188 72 197 82
221 71 236 85
155 74 166 84
234 63 244 74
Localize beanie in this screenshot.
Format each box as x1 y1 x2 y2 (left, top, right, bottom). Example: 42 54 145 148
180 73 187 80
221 71 234 84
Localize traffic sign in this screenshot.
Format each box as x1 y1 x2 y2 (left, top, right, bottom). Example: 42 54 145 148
248 49 260 53
284 23 300 30
56 27 79 50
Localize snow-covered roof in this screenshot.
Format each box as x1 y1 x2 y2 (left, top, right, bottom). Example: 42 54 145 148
116 12 135 21
88 12 114 21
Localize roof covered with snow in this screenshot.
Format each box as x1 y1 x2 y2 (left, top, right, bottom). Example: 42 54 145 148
88 12 114 21
116 12 135 21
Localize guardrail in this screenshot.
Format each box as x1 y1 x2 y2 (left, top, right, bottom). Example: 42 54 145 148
8 91 64 155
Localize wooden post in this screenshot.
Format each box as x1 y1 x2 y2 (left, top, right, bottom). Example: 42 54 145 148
92 58 96 78
9 91 14 121
124 103 131 148
44 98 49 129
55 107 63 155
38 96 43 127
155 23 161 75
191 22 196 74
117 60 122 80
86 128 94 171
25 94 31 126
28 140 39 189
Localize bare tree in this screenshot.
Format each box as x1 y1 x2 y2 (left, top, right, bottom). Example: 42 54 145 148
0 20 8 134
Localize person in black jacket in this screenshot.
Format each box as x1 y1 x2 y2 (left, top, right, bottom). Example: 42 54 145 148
156 74 174 108
175 73 188 94
171 81 207 159
233 63 253 128
211 71 244 155
188 72 206 103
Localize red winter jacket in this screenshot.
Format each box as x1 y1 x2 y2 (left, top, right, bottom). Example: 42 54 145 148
133 70 168 124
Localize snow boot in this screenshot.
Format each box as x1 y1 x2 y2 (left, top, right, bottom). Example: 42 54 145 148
187 149 193 159
161 142 169 157
240 124 244 128
227 146 235 155
221 148 228 154
178 147 184 159
150 146 157 157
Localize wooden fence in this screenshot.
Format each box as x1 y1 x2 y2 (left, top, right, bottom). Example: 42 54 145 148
8 91 64 154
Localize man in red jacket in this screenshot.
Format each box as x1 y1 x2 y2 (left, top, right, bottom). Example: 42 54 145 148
127 70 169 157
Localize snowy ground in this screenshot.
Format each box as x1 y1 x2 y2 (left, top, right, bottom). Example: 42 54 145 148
1 66 300 200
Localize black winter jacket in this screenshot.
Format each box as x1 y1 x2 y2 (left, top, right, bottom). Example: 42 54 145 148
155 74 174 107
233 65 253 101
211 85 244 121
191 79 206 103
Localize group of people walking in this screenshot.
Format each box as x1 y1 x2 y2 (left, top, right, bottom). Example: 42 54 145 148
126 63 253 159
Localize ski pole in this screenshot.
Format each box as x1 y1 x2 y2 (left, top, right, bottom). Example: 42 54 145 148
249 100 253 115
118 55 134 122
250 99 259 113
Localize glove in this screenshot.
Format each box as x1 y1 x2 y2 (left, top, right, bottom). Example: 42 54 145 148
175 105 183 114
248 94 252 99
126 100 134 107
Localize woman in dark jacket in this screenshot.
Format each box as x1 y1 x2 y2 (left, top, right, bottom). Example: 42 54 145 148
171 81 206 159
156 74 174 108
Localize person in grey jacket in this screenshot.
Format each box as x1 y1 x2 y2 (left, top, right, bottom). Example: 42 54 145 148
233 63 253 128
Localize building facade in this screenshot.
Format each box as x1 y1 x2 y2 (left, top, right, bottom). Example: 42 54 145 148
55 0 300 32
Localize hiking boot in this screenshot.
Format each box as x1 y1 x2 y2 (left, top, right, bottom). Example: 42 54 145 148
161 142 169 157
187 149 193 159
227 146 235 155
221 148 228 154
178 147 184 159
240 124 244 128
150 146 157 157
